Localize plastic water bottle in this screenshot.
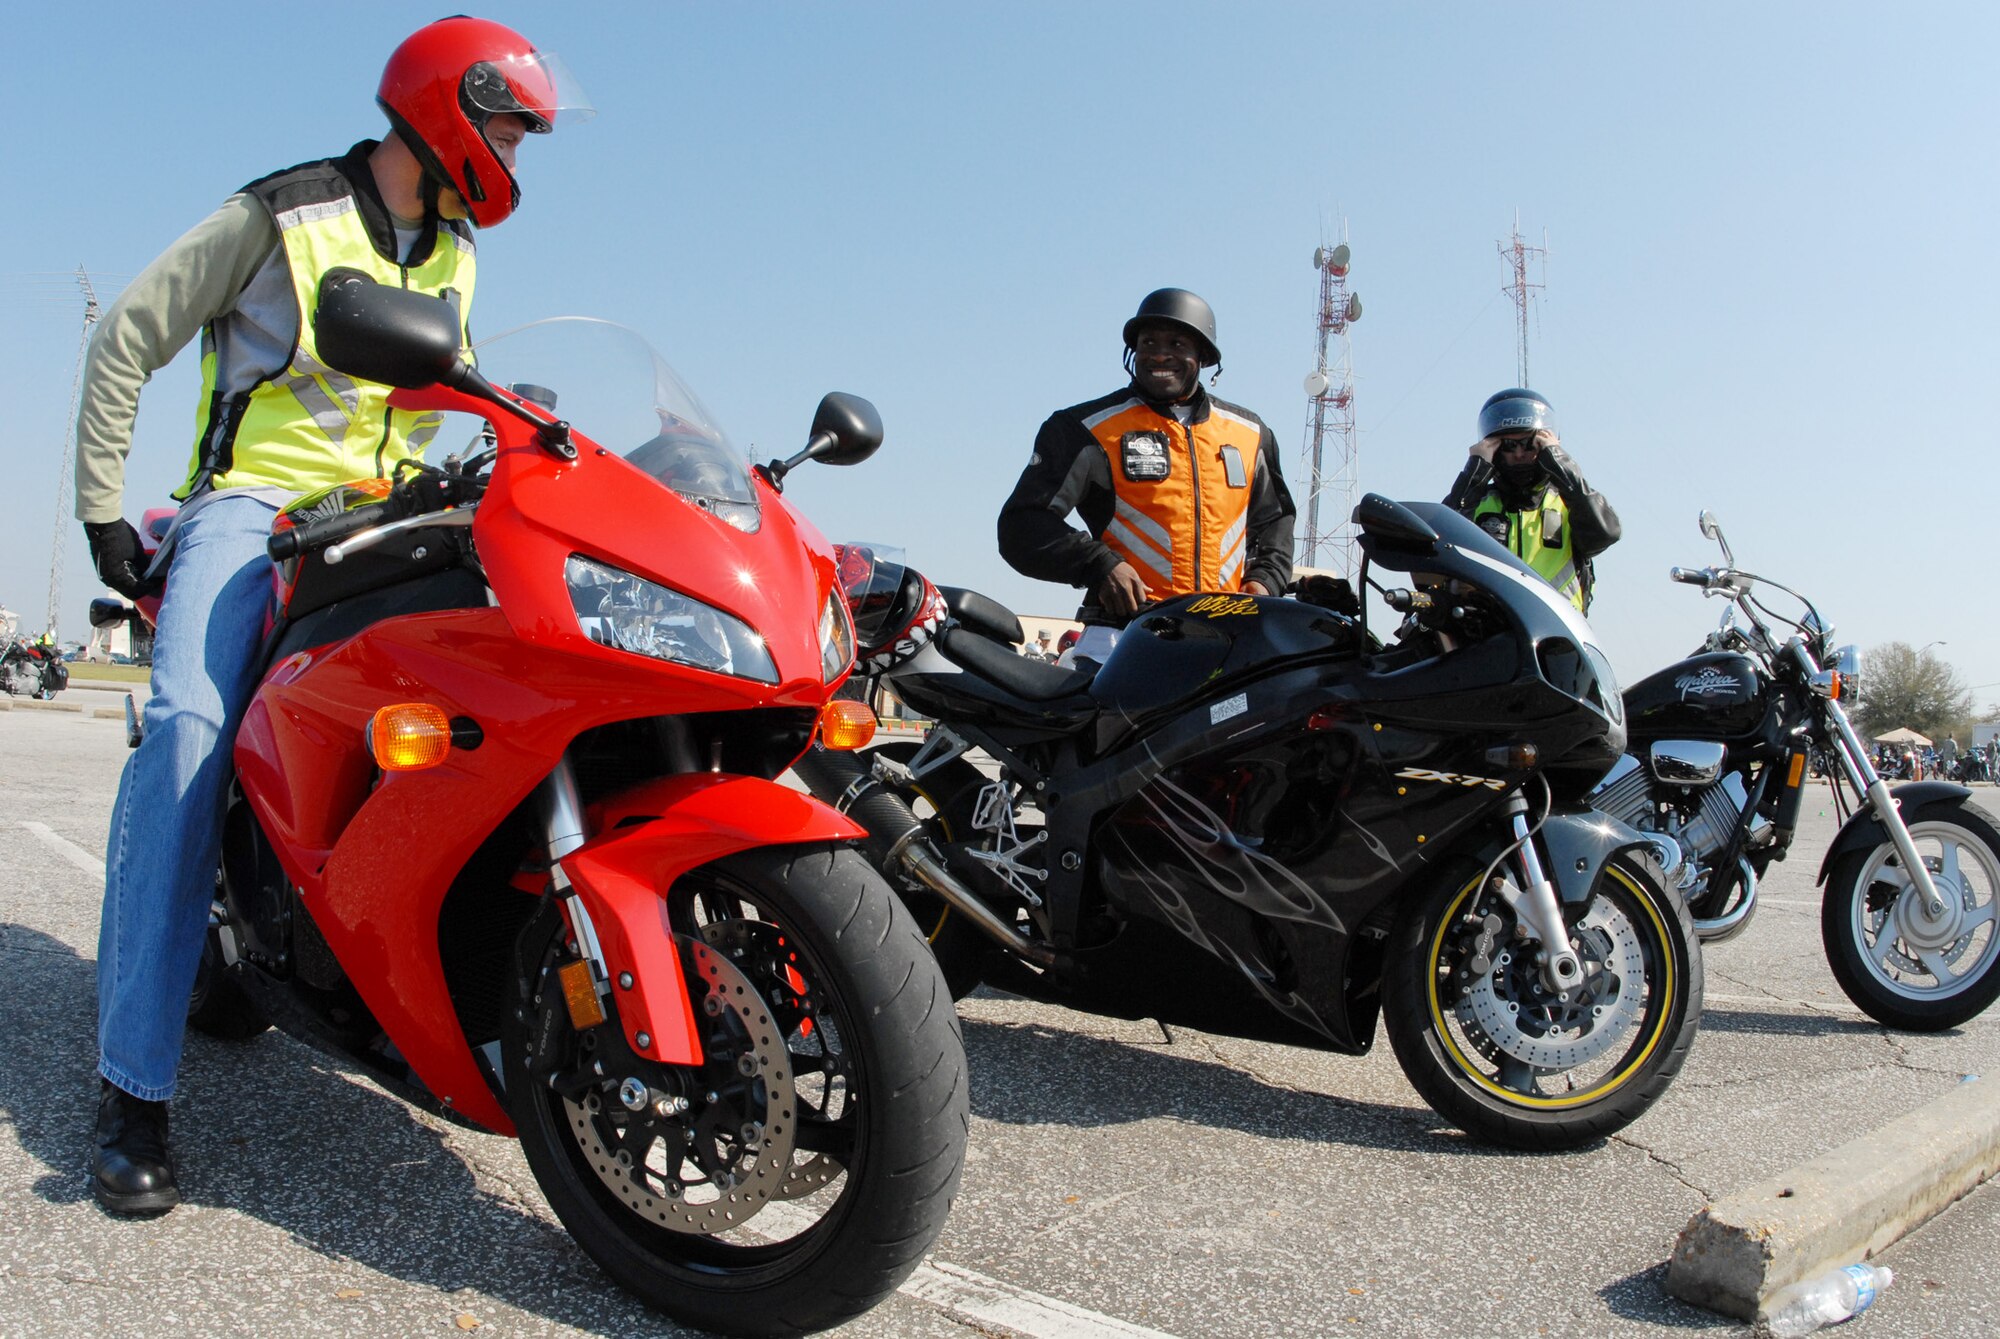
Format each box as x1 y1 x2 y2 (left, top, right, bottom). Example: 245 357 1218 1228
1760 1263 1893 1337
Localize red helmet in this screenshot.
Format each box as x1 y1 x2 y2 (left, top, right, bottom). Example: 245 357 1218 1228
377 17 583 228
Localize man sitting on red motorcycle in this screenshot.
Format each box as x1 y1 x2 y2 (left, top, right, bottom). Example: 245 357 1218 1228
73 17 587 1215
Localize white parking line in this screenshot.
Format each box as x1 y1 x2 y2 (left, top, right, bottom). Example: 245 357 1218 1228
22 821 104 879
900 1258 1180 1339
17 819 1175 1338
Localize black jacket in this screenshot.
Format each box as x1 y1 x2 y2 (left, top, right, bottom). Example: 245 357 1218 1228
1443 442 1621 560
997 383 1296 616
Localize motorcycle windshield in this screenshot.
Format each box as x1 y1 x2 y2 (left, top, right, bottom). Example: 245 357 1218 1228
470 318 760 532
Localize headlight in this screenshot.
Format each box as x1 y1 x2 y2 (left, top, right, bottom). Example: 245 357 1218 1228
819 590 854 683
566 555 777 683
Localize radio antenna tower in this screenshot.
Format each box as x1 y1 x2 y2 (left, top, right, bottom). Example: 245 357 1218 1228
1299 237 1363 575
47 265 102 641
1498 216 1548 386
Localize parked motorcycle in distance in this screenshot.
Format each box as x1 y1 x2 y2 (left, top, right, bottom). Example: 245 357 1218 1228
0 637 68 699
109 277 967 1336
1589 510 2000 1031
804 495 1702 1151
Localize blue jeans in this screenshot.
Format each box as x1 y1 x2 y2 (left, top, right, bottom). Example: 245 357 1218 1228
98 495 277 1101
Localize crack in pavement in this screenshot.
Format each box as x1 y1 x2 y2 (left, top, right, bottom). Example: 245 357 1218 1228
1609 1133 1713 1201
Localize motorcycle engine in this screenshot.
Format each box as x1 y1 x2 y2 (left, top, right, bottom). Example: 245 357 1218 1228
1588 752 1766 897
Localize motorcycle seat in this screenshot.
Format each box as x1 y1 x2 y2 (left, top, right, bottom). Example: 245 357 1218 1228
935 625 1099 706
938 585 1024 648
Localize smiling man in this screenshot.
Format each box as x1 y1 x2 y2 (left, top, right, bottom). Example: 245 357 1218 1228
998 289 1296 643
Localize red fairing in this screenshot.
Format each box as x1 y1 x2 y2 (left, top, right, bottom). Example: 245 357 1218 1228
565 775 868 1066
230 377 853 1134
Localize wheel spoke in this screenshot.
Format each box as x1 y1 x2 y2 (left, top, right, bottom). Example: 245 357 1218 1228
792 1115 857 1161
1869 930 1905 976
1962 900 1998 932
1940 841 1964 889
1917 946 1961 984
1496 1055 1538 1095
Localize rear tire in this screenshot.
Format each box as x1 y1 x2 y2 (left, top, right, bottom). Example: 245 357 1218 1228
504 844 967 1336
863 740 995 1000
1383 849 1701 1150
1823 802 2000 1031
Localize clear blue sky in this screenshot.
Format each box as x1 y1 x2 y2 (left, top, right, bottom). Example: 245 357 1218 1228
5 3 1996 707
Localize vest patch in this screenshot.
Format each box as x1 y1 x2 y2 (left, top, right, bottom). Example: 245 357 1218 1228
1121 431 1171 482
1478 514 1511 545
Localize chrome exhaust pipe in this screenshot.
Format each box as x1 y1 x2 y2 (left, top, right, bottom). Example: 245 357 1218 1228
1694 858 1759 943
887 830 1057 966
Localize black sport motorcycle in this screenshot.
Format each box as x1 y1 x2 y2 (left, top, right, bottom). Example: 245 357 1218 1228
800 495 1702 1150
0 637 68 699
1588 510 2000 1031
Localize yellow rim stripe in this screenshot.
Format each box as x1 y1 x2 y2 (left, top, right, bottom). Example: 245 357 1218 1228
1426 863 1676 1110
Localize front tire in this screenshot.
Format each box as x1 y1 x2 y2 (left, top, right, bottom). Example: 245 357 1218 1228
1823 802 2000 1031
1383 849 1701 1150
504 844 968 1337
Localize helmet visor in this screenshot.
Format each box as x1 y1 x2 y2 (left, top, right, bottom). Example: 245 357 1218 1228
462 50 595 131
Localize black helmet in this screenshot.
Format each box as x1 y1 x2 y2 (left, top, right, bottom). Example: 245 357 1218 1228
1477 388 1554 439
1123 288 1220 367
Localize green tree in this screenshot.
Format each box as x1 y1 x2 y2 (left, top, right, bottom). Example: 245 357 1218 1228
1853 641 1972 741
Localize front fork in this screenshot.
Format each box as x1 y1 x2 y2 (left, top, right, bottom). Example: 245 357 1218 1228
1824 698 1948 917
1489 792 1585 996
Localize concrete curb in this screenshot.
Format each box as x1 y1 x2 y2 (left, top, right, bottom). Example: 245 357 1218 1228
1665 1075 2000 1319
4 698 83 714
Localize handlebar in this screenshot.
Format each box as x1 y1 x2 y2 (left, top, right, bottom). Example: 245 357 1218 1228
1668 567 1710 586
267 504 392 562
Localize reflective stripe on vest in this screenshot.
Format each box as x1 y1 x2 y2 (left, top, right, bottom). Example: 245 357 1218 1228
1473 485 1584 610
179 186 475 500
1086 397 1260 600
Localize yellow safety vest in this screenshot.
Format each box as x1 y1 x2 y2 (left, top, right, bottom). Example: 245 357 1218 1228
179 159 475 500
1473 484 1584 611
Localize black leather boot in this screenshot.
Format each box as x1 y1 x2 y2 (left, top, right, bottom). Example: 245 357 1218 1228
92 1079 180 1214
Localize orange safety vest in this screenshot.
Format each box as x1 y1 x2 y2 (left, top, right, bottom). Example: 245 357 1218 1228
1081 396 1262 600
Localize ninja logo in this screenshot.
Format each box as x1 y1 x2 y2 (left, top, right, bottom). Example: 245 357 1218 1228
1121 431 1171 482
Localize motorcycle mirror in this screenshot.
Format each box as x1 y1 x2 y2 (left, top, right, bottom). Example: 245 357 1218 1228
314 269 464 389
314 271 575 459
1352 493 1439 552
1697 510 1735 565
764 393 884 489
87 597 132 630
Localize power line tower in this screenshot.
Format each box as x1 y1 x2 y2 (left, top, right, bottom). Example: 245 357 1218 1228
1497 217 1548 386
1299 239 1363 576
47 266 102 641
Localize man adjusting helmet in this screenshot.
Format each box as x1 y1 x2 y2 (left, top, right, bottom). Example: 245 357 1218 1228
1443 389 1620 613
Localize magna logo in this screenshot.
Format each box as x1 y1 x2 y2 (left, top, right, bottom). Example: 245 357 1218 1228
1395 767 1508 791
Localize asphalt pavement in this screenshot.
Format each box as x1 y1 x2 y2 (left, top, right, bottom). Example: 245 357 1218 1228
4 698 2000 1337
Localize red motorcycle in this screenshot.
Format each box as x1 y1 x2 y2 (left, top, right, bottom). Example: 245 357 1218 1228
0 636 69 699
105 277 967 1336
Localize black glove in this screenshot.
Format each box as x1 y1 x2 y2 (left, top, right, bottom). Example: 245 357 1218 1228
1539 442 1580 491
84 520 158 601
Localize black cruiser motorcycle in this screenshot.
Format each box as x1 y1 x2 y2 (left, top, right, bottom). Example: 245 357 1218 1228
1588 510 2000 1031
799 496 1701 1150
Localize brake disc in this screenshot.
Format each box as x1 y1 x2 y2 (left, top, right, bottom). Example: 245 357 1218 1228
697 918 851 1201
563 933 797 1235
1457 899 1646 1070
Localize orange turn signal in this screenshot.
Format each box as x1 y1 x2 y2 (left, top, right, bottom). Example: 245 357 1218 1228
558 957 607 1029
367 703 453 771
820 699 877 750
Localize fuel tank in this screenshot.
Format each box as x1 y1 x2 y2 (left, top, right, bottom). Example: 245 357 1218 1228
1089 593 1360 725
1623 651 1769 745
